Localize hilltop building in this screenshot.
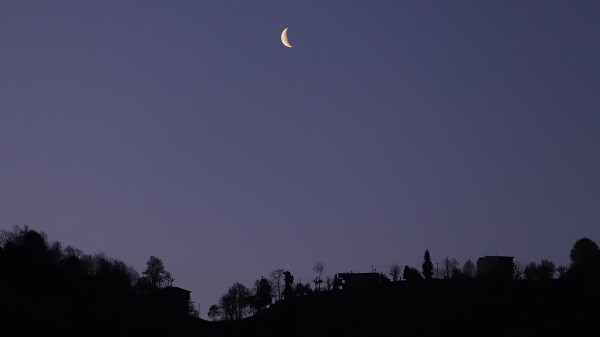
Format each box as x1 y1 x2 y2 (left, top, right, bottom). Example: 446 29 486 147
477 256 514 280
159 286 191 314
336 272 379 290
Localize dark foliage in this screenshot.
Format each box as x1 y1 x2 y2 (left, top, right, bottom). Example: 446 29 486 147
403 266 423 281
283 271 294 299
422 249 434 280
0 225 196 336
569 237 600 279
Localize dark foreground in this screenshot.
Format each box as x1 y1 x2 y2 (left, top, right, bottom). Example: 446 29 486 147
3 278 598 336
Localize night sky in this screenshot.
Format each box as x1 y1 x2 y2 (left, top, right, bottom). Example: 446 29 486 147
1 1 599 318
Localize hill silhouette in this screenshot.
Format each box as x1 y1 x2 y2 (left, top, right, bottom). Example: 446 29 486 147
208 279 599 337
1 225 598 336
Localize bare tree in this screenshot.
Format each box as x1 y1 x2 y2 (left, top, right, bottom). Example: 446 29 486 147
312 262 325 291
434 263 444 279
513 260 525 280
325 276 333 291
208 304 222 321
462 259 477 278
389 263 402 282
442 256 460 279
164 271 174 287
269 269 285 301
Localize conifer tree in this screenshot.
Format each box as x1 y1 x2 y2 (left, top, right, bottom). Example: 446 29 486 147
422 249 434 280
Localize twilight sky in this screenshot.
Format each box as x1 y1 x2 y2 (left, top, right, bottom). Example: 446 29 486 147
1 1 599 318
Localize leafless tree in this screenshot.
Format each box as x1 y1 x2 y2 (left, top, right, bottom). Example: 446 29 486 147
442 256 460 279
389 263 402 281
63 245 84 259
513 260 525 280
434 263 444 279
269 269 285 301
325 276 333 290
208 304 222 321
164 271 174 287
312 262 325 291
462 259 477 278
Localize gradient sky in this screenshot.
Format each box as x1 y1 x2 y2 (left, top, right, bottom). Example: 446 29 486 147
1 1 599 318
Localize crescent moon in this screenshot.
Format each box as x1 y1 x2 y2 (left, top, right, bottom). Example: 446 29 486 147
281 28 292 48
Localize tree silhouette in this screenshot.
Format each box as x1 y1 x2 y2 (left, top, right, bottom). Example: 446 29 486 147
524 262 538 280
569 237 600 279
164 271 174 287
283 271 294 299
389 263 402 282
325 276 333 290
441 257 459 279
403 266 423 281
536 260 556 280
312 262 324 291
218 282 251 320
219 292 234 321
142 256 170 289
462 259 476 278
251 277 273 312
208 304 222 321
513 261 525 280
269 269 285 301
556 265 568 279
294 282 313 296
422 250 434 280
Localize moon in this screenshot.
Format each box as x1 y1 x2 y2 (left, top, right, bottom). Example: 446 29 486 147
281 28 292 48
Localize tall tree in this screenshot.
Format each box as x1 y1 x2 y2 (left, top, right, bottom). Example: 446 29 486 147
569 237 600 279
422 250 434 280
389 263 402 282
222 282 251 320
142 256 169 289
269 269 285 301
220 293 234 321
312 262 325 291
283 271 294 299
251 277 273 312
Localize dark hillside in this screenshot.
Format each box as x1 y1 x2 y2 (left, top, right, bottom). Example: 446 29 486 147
208 279 600 337
1 227 598 336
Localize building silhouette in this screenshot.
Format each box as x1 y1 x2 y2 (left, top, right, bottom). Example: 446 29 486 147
477 256 514 280
337 272 379 290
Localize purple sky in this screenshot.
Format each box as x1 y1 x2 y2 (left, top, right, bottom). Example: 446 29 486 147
1 1 599 318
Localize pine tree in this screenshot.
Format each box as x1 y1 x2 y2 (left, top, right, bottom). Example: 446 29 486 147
422 249 434 280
